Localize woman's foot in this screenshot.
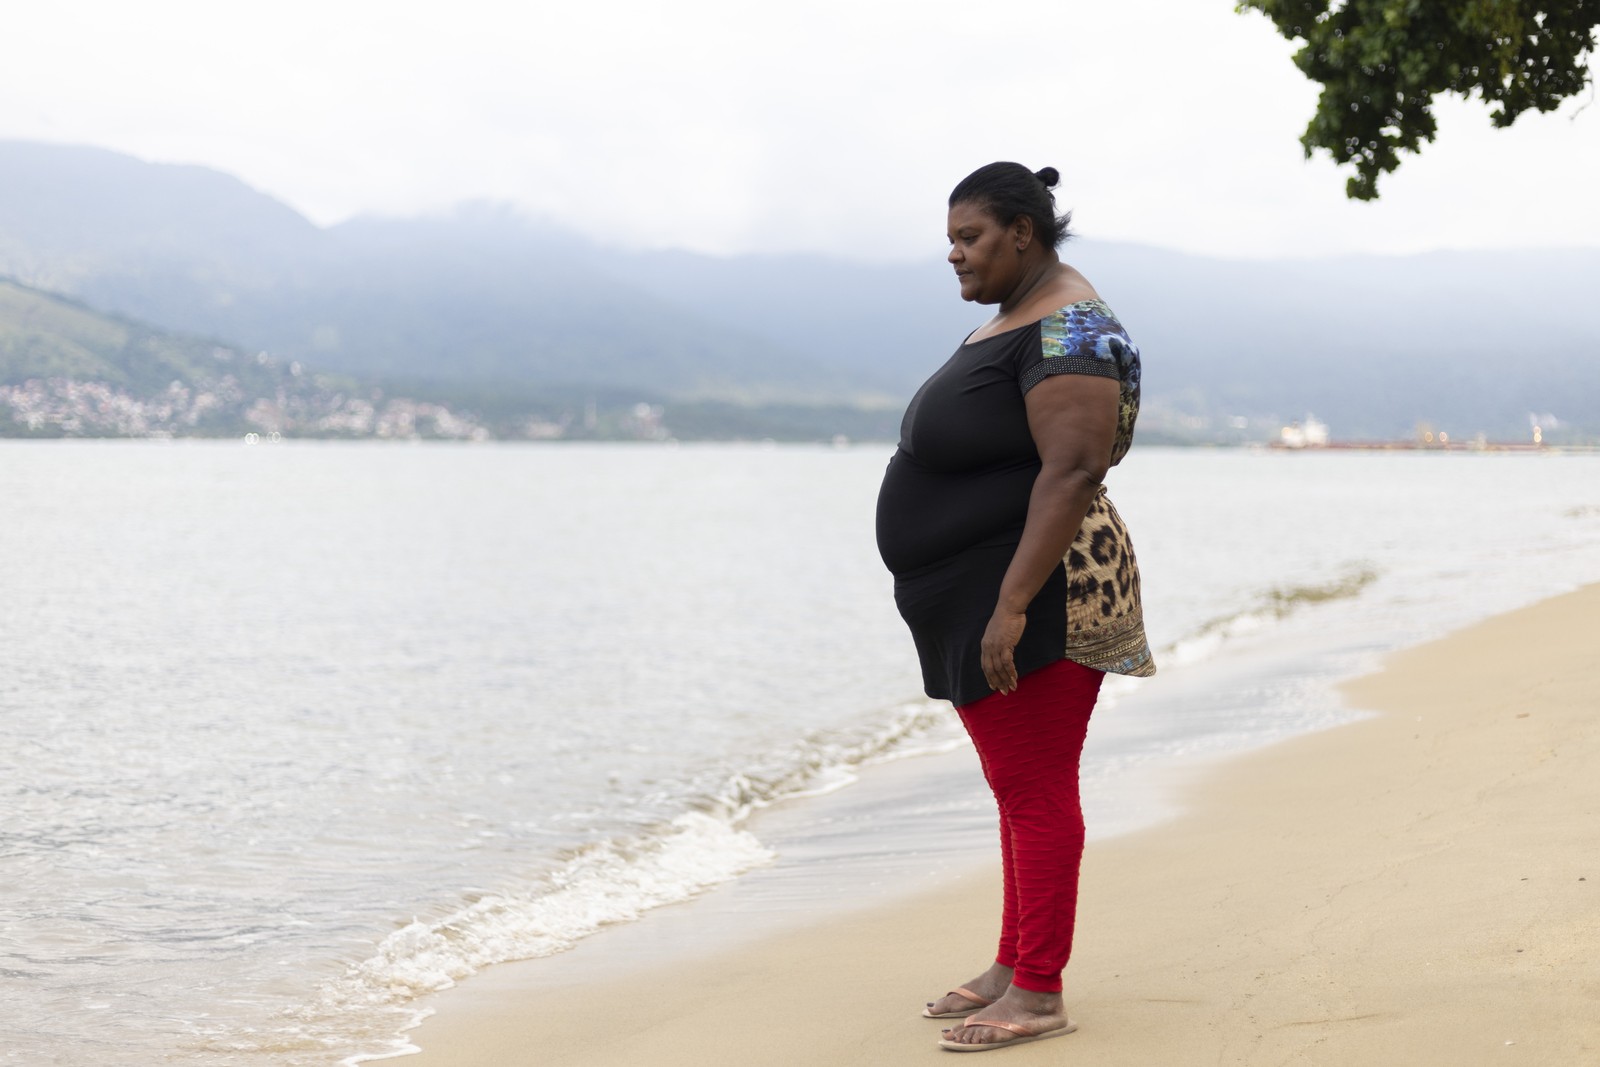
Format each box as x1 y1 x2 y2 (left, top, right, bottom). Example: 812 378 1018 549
923 963 1014 1018
939 986 1069 1048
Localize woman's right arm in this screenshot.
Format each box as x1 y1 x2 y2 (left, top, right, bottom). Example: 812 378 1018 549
978 372 1119 694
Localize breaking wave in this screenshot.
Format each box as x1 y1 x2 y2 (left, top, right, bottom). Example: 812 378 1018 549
316 697 962 1060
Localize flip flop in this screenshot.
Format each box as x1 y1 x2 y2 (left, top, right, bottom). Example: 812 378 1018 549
922 986 994 1019
937 1016 1078 1052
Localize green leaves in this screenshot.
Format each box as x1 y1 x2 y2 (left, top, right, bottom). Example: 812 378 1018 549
1238 0 1600 198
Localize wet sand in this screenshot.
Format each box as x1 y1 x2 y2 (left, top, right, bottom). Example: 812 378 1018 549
405 584 1600 1065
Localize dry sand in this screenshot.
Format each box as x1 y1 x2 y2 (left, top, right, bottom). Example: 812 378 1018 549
405 584 1600 1065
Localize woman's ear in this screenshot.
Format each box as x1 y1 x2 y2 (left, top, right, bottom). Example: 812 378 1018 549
1013 215 1034 253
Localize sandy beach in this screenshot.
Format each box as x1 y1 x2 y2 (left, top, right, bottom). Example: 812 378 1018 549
405 583 1600 1066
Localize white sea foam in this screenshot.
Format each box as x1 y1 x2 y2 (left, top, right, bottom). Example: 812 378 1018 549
321 811 772 1019
317 696 963 1034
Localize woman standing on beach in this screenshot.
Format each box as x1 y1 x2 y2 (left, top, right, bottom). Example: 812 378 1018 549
875 162 1154 1052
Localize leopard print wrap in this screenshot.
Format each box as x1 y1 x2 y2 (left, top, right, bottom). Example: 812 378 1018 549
1064 485 1154 676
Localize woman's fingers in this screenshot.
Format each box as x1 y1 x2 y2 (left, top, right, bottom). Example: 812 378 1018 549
981 610 1026 693
981 647 1002 691
986 652 1016 693
981 643 1014 692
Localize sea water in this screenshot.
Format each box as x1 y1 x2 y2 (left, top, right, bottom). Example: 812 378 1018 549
2 441 1598 1065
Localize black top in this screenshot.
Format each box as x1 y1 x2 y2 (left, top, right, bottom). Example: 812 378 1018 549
875 300 1148 706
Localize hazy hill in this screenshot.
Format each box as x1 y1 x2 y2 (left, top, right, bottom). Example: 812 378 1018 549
0 142 318 299
0 278 294 398
0 277 541 440
0 143 869 405
0 276 360 436
2 140 1598 442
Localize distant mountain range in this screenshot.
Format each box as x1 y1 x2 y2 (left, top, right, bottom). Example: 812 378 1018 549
2 140 1597 442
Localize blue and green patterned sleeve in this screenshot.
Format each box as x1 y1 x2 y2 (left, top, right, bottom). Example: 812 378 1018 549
1017 300 1134 393
1016 299 1143 467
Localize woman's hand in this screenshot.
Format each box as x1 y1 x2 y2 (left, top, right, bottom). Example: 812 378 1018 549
980 607 1028 694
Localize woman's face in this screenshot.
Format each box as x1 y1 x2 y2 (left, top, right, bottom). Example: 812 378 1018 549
946 200 1023 304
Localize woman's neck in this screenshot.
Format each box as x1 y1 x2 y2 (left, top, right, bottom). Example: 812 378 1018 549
998 257 1063 315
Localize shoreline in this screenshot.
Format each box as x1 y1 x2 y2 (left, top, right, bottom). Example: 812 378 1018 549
402 583 1600 1066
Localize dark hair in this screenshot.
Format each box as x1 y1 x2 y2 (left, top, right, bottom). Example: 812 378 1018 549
948 162 1072 249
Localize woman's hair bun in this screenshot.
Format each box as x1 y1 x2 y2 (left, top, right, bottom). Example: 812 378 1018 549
1034 166 1060 188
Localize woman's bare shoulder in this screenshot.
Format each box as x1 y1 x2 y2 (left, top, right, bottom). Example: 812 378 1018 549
1012 266 1099 326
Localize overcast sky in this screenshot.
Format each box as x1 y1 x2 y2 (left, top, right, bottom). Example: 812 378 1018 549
5 0 1598 262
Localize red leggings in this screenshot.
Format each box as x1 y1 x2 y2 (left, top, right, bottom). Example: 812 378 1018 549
956 657 1103 994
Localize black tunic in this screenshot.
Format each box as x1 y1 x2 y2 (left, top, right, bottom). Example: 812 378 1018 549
875 300 1152 707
